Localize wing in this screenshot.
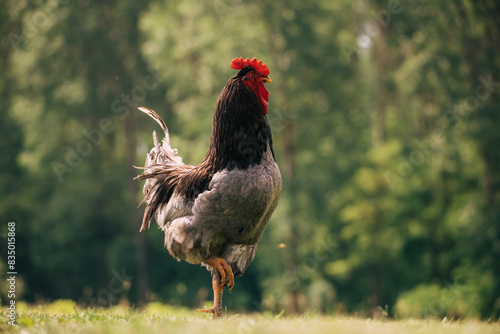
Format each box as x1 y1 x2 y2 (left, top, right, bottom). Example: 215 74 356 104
190 154 282 246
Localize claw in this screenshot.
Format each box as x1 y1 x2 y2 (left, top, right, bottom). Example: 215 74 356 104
219 260 235 292
197 307 216 316
203 257 234 290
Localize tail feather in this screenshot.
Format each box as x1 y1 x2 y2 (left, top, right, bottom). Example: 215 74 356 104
135 107 185 231
137 107 182 166
138 107 168 139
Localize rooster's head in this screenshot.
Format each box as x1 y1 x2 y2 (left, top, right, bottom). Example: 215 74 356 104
231 57 272 115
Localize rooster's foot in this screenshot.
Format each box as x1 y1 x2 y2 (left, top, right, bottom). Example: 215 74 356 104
196 307 218 317
197 273 225 318
203 257 235 291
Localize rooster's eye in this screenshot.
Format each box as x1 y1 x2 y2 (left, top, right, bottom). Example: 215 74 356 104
248 72 255 77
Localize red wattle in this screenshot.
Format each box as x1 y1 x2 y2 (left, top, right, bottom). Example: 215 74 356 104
257 82 269 115
243 80 269 115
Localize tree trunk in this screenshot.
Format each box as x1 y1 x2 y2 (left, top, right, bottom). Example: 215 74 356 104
125 113 149 305
283 121 300 313
372 21 388 146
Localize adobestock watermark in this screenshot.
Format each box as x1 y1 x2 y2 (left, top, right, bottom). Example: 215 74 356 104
341 0 427 62
249 233 338 316
236 318 257 334
212 0 242 18
385 74 500 191
421 280 463 318
6 222 17 326
282 234 338 293
85 267 135 307
8 0 71 50
267 107 296 133
51 66 164 182
342 0 403 62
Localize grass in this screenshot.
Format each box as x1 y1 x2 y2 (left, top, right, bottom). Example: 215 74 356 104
1 301 498 334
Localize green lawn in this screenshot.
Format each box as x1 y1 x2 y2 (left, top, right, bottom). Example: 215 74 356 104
1 301 498 334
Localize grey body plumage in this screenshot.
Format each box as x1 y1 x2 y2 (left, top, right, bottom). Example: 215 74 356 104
163 144 281 277
136 107 281 278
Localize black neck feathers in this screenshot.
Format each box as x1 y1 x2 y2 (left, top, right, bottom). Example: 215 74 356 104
202 75 274 172
176 76 274 200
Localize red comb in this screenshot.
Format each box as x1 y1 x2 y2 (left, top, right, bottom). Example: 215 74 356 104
230 57 269 76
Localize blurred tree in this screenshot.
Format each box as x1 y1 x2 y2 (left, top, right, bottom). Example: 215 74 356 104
1 0 499 318
4 0 167 305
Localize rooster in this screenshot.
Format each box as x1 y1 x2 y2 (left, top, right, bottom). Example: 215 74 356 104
135 57 282 317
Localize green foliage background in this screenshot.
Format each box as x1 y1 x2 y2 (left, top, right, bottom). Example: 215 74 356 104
1 0 499 319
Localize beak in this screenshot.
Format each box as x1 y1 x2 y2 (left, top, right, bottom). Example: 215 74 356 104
261 76 272 83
